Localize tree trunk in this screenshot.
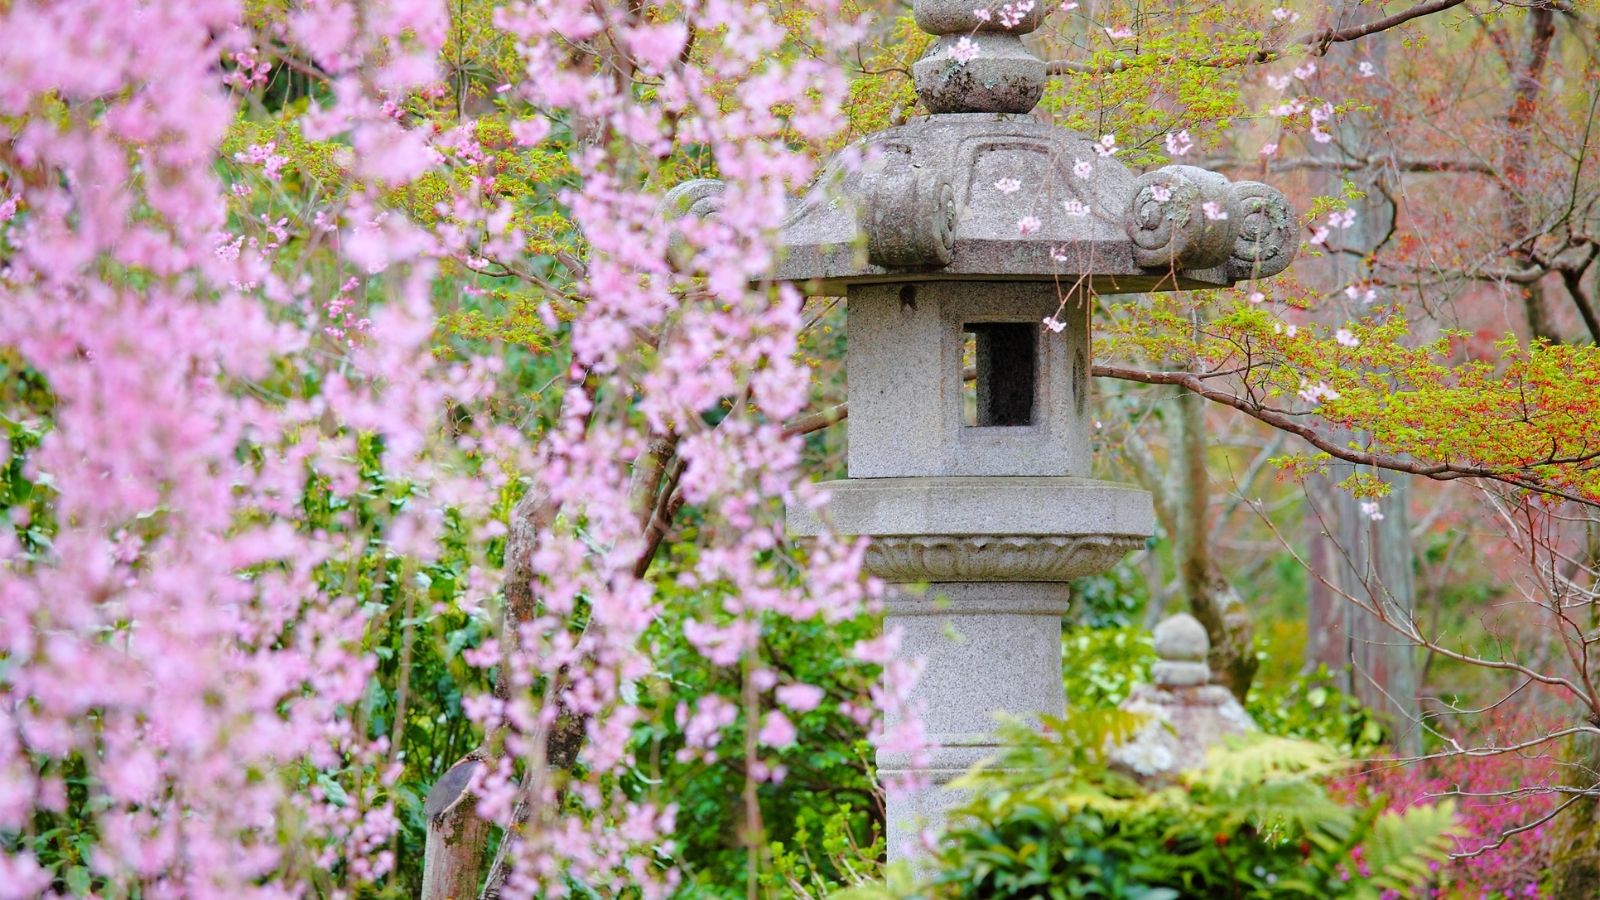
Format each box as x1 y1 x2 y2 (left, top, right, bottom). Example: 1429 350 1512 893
422 809 492 900
1338 475 1422 756
1295 0 1420 754
1303 474 1346 674
1112 390 1257 699
1175 386 1258 699
1304 472 1424 758
1501 8 1559 343
1549 731 1600 898
417 481 556 896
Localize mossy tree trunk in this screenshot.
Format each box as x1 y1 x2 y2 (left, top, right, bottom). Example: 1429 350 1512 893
1175 382 1258 701
1549 729 1600 898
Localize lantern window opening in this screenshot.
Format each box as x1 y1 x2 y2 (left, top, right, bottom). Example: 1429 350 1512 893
962 322 1037 428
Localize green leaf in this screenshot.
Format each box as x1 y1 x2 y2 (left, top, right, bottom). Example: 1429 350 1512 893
315 773 351 807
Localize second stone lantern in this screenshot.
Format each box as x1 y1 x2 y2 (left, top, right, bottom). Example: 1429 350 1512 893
773 0 1296 855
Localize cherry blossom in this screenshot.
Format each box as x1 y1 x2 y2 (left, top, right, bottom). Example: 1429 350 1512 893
758 711 799 748
1271 99 1305 118
233 142 289 181
1202 201 1229 221
1345 284 1379 304
994 177 1023 194
1165 129 1193 156
510 116 552 147
0 0 898 894
1094 134 1119 157
1298 379 1341 404
776 683 826 712
1309 102 1336 143
1017 215 1043 235
997 0 1035 29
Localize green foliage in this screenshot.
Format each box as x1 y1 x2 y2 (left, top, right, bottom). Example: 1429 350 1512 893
0 352 55 560
1062 625 1155 709
1247 665 1386 757
768 803 886 897
629 540 885 897
1033 4 1266 165
831 718 1456 900
838 12 928 139
1068 556 1152 629
1102 286 1600 506
1063 625 1386 755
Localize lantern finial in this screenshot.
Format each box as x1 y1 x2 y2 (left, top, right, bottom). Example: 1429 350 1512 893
912 0 1048 113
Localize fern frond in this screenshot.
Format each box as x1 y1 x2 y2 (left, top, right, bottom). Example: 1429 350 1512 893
1361 800 1460 893
1187 735 1344 791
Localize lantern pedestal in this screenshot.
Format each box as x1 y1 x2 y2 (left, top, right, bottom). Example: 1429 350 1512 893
877 581 1072 855
790 477 1151 855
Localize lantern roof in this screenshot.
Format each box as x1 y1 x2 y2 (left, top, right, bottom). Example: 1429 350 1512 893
764 0 1295 294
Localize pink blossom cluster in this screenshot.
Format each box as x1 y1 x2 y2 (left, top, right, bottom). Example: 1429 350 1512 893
234 142 290 182
0 0 915 895
997 1 1035 29
1 0 521 895
459 1 920 895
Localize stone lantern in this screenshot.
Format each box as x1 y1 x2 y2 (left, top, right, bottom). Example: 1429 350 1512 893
755 0 1292 856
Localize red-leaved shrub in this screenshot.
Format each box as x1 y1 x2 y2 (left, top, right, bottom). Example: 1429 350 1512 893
1336 737 1560 898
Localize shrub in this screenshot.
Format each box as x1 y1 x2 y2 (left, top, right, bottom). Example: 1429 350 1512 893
1063 625 1385 755
830 713 1457 900
1333 746 1560 898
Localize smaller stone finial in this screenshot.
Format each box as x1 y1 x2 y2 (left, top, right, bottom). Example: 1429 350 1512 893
912 0 1048 114
1108 615 1255 780
1152 612 1211 687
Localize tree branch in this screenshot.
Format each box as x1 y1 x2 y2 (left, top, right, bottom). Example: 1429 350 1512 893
1095 363 1600 508
1222 155 1496 175
1044 0 1469 77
